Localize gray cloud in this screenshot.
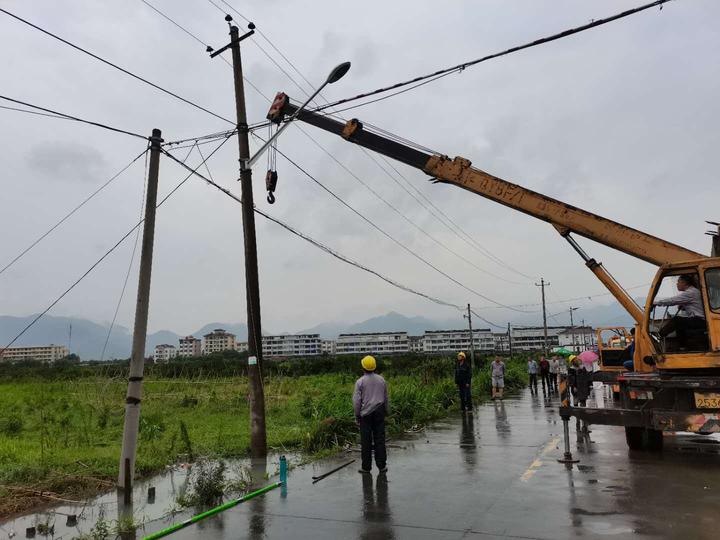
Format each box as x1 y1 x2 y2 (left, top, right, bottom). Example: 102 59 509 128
26 141 107 183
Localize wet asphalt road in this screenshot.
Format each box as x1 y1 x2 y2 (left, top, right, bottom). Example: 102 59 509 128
6 385 720 539
189 386 720 540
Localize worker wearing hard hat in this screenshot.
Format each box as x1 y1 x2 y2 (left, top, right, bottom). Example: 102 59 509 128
455 352 473 413
353 355 389 474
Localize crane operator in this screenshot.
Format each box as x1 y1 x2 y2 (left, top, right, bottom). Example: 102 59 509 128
653 274 706 346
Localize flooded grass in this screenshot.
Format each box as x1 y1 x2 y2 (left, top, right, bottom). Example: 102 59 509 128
0 357 526 517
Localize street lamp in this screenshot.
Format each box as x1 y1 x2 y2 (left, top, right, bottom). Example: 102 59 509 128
246 61 351 169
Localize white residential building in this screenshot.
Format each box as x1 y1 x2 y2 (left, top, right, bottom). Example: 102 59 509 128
422 329 494 353
336 332 409 355
202 329 236 354
494 333 510 353
409 335 424 353
154 344 177 363
262 334 322 357
178 336 201 358
236 341 249 353
510 326 568 352
321 339 336 355
558 327 596 352
0 344 69 363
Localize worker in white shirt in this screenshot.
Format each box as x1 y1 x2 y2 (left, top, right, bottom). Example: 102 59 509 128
654 274 706 345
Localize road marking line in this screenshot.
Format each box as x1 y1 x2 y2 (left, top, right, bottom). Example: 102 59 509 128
520 437 560 482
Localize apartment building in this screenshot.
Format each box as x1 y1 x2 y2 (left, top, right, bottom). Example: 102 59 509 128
154 344 178 363
0 344 69 363
321 339 336 355
510 326 567 351
408 335 424 353
178 336 201 358
236 341 249 353
422 329 494 353
262 334 322 357
558 326 596 352
336 332 409 355
202 329 236 354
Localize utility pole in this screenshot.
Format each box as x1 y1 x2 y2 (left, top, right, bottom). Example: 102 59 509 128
535 278 549 355
507 322 513 359
118 128 163 496
464 304 475 367
569 307 579 353
228 20 267 458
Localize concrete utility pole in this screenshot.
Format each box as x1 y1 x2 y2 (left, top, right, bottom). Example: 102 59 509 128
569 306 579 352
464 304 475 367
535 278 550 355
118 128 163 495
507 322 513 359
228 22 267 458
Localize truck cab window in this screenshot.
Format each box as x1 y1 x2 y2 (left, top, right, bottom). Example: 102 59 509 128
649 273 708 353
706 268 720 312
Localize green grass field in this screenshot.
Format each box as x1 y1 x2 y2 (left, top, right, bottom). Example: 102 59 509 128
0 357 526 516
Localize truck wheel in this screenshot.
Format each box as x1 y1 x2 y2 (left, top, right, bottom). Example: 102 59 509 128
645 429 664 452
625 427 645 450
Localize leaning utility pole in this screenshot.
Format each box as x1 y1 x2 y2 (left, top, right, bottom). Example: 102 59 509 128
227 21 267 458
464 304 475 367
118 128 163 496
535 278 549 355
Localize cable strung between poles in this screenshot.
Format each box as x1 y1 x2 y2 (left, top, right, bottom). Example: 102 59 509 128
0 149 148 277
1 136 233 353
161 147 508 328
0 95 147 140
0 7 234 125
304 0 673 115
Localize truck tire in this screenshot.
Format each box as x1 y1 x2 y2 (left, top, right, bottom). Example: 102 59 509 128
645 429 664 452
625 426 645 450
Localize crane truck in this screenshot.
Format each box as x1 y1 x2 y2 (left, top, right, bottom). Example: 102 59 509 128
266 91 720 452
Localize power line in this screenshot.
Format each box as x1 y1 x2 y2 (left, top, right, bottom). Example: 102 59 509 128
0 95 147 140
249 132 529 312
374 155 537 281
0 7 235 125
1 136 232 352
0 149 148 277
0 104 67 120
137 0 271 102
283 125 533 298
202 3 537 284
305 0 673 115
161 148 468 314
101 143 152 360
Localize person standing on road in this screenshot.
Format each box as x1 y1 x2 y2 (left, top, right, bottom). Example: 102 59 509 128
455 352 473 413
549 356 560 392
527 357 539 393
491 356 506 399
353 355 389 474
539 356 550 393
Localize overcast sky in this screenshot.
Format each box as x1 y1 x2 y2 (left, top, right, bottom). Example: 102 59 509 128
1 0 719 335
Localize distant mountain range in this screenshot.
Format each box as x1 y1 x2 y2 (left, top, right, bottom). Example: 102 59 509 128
0 300 637 361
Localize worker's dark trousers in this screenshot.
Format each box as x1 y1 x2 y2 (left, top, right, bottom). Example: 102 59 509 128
360 408 387 471
529 373 538 390
458 384 473 411
550 373 558 392
540 371 550 392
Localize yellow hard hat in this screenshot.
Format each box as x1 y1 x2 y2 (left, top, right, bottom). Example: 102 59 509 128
569 355 577 362
457 351 466 360
361 355 376 371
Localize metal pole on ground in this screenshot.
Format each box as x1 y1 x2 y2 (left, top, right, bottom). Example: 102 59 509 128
464 303 475 367
557 373 579 464
536 278 550 355
118 128 163 495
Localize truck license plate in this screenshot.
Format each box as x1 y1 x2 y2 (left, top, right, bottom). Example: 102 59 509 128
694 392 720 409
